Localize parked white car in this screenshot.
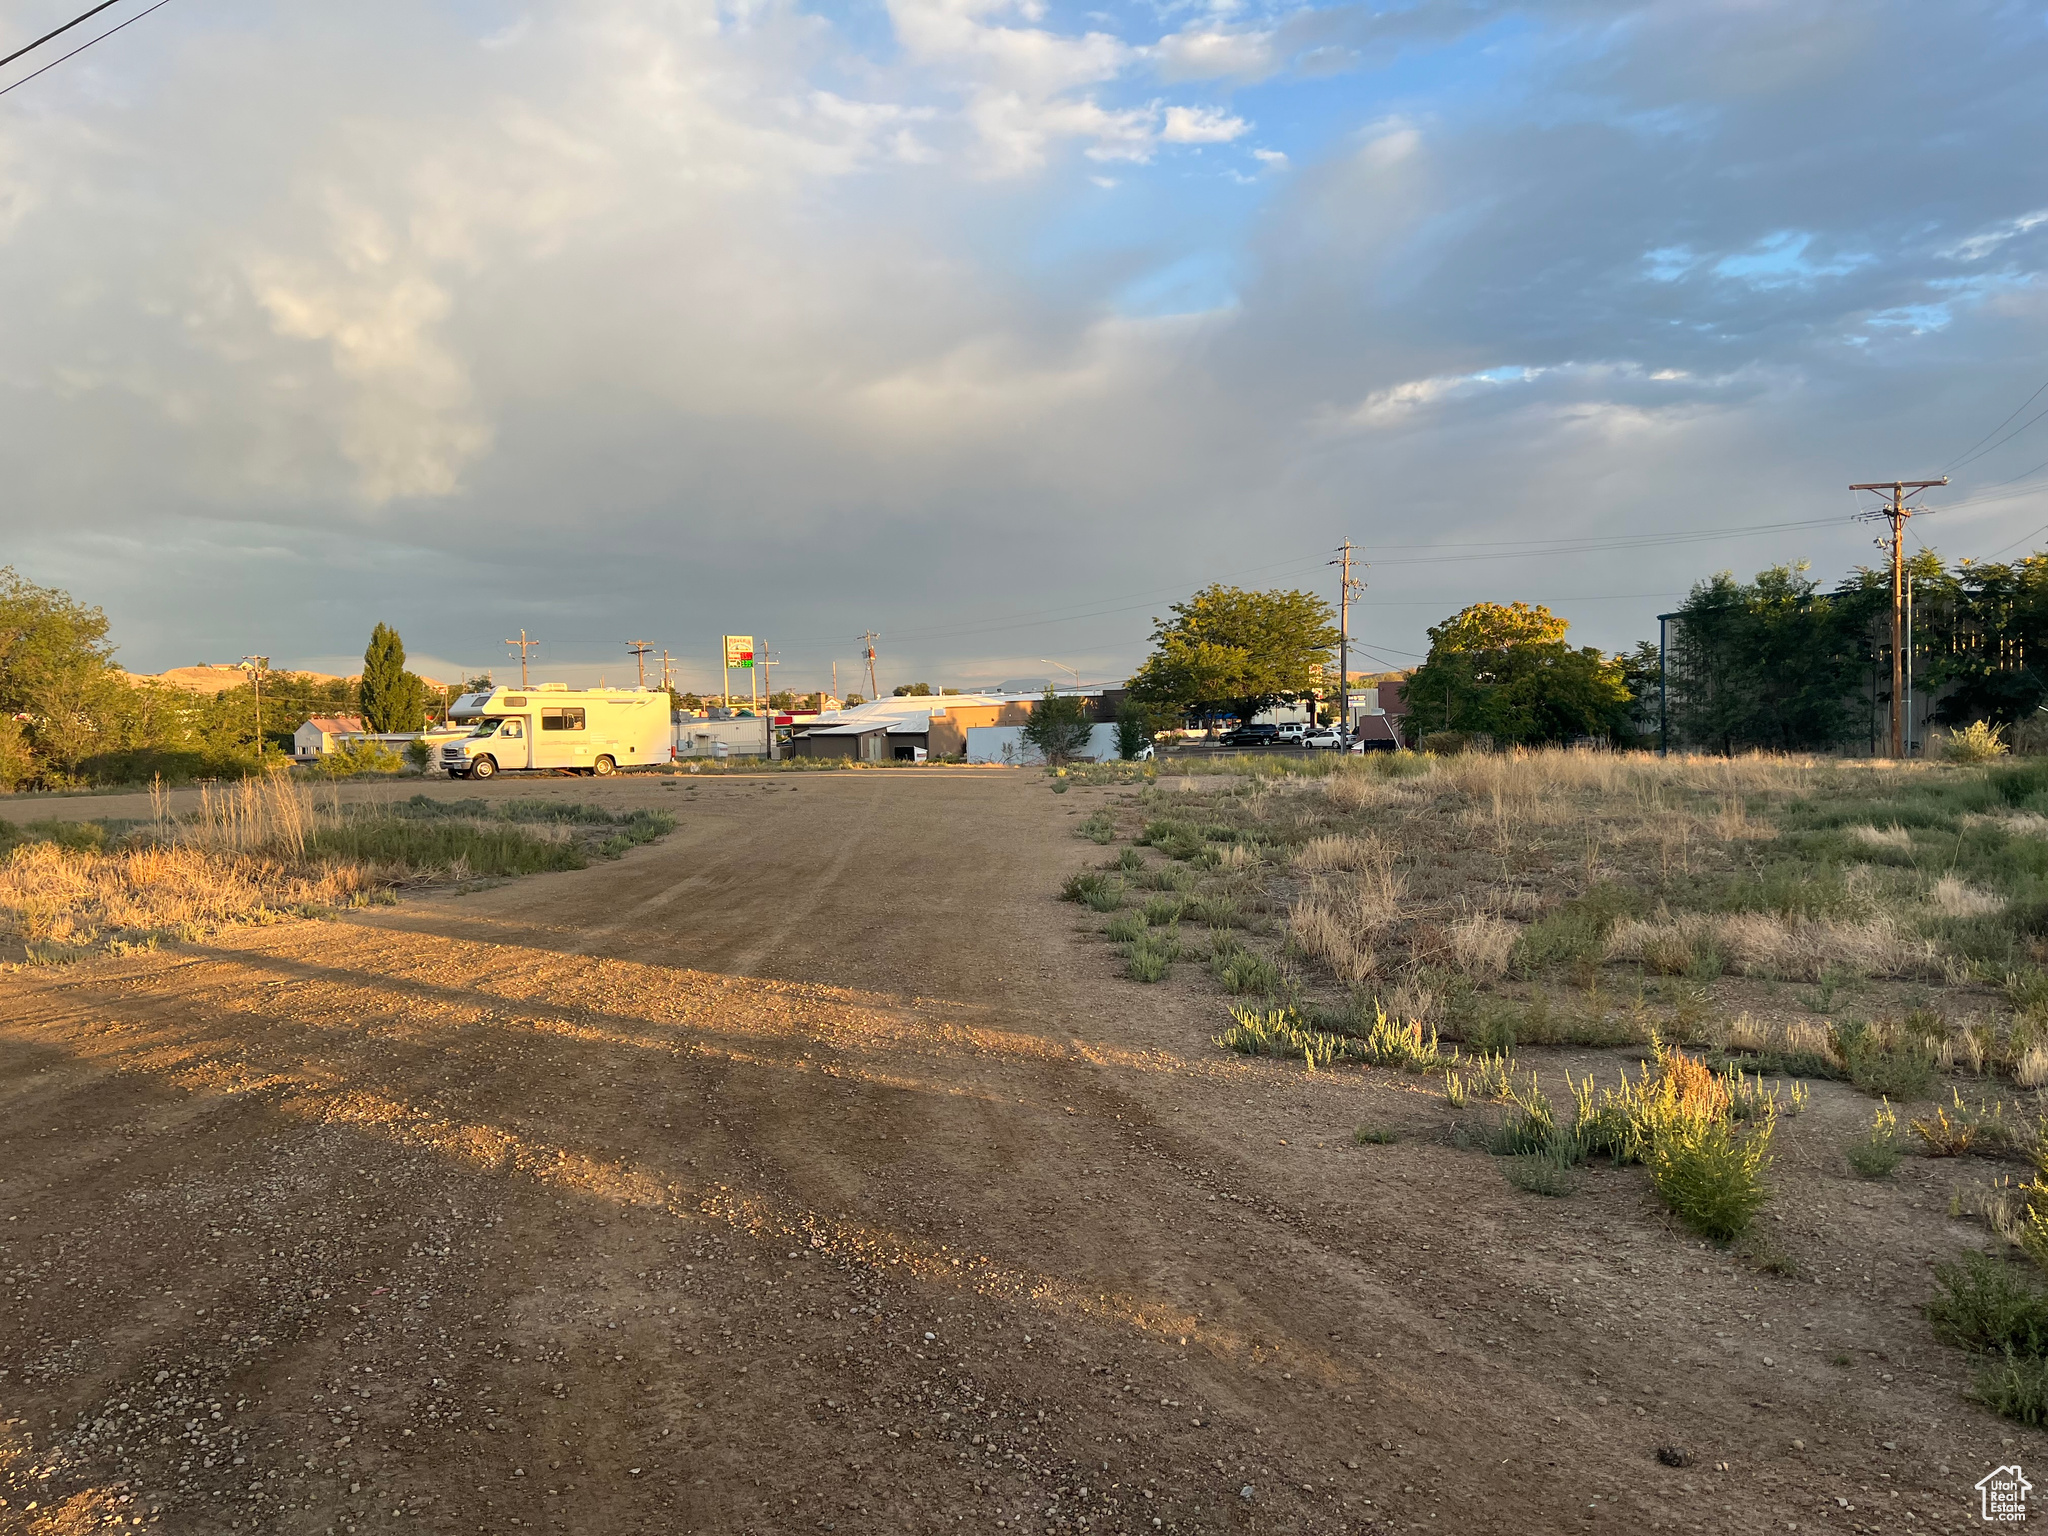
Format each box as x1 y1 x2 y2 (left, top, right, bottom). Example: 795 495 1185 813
1302 726 1345 749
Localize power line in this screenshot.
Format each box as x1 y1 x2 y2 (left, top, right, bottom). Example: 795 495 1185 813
0 0 169 99
1947 376 2048 472
0 0 128 72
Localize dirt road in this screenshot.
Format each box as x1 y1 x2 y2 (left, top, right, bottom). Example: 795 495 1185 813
0 772 2015 1533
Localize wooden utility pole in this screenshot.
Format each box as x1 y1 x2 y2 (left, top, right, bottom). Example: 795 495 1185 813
241 655 269 757
859 631 880 699
1328 541 1365 732
1851 478 1946 757
625 640 654 690
504 630 539 688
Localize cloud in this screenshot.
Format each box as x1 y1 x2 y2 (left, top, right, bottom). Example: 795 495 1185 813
0 0 2045 688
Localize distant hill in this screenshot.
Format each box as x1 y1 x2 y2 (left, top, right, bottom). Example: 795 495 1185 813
128 665 450 694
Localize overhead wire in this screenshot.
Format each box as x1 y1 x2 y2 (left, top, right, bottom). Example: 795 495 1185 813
0 0 128 72
1947 377 2048 472
0 0 170 98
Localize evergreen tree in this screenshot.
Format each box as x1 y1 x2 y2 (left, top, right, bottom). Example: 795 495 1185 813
359 623 425 732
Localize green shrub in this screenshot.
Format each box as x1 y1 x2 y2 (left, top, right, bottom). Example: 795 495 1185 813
1213 947 1281 996
1973 1356 2048 1427
1103 911 1146 944
1111 847 1146 872
1140 819 1207 861
1502 1151 1577 1196
1511 884 1640 973
1143 895 1186 926
1126 931 1180 982
1139 866 1197 893
1845 1098 1904 1178
1182 893 1241 928
1927 1252 2048 1356
303 738 406 778
1062 872 1124 911
1841 1026 1937 1100
1353 1125 1398 1145
1078 810 1118 844
1646 1115 1773 1241
307 821 587 876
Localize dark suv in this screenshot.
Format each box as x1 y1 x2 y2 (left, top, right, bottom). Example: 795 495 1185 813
1220 724 1280 748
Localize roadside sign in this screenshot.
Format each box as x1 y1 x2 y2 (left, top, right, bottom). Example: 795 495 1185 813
723 635 755 668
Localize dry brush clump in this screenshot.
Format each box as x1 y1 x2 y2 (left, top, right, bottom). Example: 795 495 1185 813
1 838 375 951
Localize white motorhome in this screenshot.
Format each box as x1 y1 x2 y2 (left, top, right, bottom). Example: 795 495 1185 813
440 686 670 779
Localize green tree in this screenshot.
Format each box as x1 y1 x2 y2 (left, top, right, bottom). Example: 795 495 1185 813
0 566 141 784
1128 584 1338 723
359 623 425 733
1115 699 1163 760
1668 566 1876 752
1022 690 1094 763
1403 601 1633 746
893 682 933 697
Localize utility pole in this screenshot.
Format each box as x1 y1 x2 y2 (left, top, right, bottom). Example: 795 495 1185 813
1328 541 1365 733
241 655 269 759
832 660 839 709
504 630 539 688
759 640 773 712
660 650 675 693
625 640 654 690
859 631 880 699
1851 478 1947 758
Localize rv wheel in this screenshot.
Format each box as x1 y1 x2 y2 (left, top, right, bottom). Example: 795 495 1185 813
470 756 497 780
593 755 617 776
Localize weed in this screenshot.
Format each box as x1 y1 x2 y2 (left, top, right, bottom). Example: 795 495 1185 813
1912 1091 1986 1157
1647 1113 1774 1241
1103 911 1146 944
1840 1023 1937 1100
1512 884 1640 973
1213 947 1282 996
1182 893 1242 928
1125 931 1180 983
1078 810 1118 844
1139 867 1198 893
1142 895 1186 927
1464 1051 1517 1102
1973 1356 2048 1427
1061 872 1125 911
1442 1071 1467 1108
1845 1098 1904 1179
1946 721 2012 763
1502 1151 1577 1197
1927 1251 2048 1355
1111 847 1146 873
1353 1126 1399 1145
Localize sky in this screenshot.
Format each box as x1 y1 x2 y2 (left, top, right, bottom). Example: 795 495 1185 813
2 0 2046 695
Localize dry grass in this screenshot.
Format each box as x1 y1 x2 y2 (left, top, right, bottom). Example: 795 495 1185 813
1606 910 1934 982
1447 912 1518 978
1 839 374 950
1934 875 2004 917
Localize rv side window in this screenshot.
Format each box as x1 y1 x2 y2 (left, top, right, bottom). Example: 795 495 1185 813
541 708 585 732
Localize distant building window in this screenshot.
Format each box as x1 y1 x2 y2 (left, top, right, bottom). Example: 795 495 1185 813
541 708 585 732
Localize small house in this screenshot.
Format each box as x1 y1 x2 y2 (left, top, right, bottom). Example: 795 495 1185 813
294 715 368 759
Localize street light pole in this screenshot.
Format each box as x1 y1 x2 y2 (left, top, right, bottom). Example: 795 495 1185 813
1038 659 1082 690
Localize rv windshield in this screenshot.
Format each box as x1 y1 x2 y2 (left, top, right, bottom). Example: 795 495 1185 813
470 718 508 737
